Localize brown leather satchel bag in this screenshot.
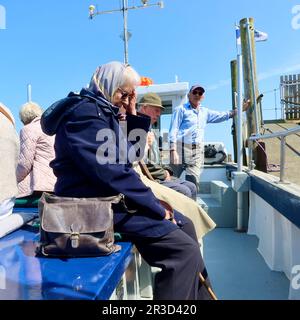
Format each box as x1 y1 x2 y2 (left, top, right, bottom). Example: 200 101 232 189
37 192 122 257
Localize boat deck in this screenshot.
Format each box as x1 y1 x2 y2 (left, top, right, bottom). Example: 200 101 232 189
204 228 290 300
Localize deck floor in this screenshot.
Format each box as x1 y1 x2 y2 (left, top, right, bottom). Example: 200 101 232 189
203 228 290 300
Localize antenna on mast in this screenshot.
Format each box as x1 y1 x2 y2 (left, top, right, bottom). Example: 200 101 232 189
88 0 164 64
27 84 32 102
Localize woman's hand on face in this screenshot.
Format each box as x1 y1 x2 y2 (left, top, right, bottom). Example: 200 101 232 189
126 89 137 115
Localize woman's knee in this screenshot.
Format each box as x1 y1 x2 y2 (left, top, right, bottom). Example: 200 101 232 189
179 238 202 270
180 217 198 242
170 227 201 263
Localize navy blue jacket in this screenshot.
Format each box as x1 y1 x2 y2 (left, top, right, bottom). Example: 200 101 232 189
41 89 186 237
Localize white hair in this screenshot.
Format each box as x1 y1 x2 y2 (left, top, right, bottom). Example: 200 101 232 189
19 102 43 125
89 62 141 102
120 65 141 88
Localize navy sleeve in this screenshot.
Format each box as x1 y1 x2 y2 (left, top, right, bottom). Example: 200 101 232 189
63 104 166 220
126 113 151 134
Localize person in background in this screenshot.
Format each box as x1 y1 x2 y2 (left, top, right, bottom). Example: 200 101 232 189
16 102 56 206
41 61 213 300
169 84 250 191
138 93 197 200
0 103 19 220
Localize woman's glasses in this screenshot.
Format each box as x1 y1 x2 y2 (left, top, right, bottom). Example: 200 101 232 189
118 87 132 100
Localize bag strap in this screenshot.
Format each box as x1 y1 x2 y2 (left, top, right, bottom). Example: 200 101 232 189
0 106 14 126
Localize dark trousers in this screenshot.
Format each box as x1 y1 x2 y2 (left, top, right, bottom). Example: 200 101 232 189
125 218 212 300
14 191 44 208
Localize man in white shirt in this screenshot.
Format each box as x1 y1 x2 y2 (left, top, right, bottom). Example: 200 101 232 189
169 84 249 190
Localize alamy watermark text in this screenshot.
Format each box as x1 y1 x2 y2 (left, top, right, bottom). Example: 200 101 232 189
292 5 300 30
0 4 6 30
291 265 300 290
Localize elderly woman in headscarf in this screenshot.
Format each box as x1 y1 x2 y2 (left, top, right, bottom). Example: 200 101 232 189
41 61 213 300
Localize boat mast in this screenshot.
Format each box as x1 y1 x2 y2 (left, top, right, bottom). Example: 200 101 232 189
88 0 164 65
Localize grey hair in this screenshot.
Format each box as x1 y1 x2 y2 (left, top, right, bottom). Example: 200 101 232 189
19 102 43 125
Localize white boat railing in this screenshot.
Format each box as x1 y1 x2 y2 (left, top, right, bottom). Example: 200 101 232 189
248 125 300 183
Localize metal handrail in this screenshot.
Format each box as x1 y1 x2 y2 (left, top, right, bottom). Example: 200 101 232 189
248 125 300 183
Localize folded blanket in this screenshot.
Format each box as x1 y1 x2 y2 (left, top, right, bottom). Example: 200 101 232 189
0 212 37 239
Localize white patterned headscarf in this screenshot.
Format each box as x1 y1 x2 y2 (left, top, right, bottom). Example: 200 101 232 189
88 61 130 103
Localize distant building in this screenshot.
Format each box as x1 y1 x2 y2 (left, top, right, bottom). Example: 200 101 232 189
280 74 300 121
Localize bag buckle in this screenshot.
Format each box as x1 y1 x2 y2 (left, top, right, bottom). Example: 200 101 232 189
70 232 80 248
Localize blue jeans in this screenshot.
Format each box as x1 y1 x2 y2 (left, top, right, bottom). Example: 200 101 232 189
160 178 197 200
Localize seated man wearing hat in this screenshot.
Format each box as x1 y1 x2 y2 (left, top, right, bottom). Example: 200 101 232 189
138 93 197 200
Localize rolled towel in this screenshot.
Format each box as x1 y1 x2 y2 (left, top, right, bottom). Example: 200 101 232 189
0 197 15 221
0 212 37 239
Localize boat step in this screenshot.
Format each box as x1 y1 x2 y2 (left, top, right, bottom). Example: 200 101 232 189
197 194 221 209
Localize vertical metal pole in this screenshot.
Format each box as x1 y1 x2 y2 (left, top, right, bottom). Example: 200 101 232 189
237 54 244 231
237 192 244 231
245 19 259 135
279 137 286 183
248 140 253 170
231 60 238 163
122 0 129 64
274 88 277 120
237 54 243 173
27 84 32 102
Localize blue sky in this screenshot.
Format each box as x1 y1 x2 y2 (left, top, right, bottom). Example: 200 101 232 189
1 0 300 156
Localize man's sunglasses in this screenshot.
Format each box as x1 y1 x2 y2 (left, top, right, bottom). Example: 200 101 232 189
192 90 204 96
118 87 132 99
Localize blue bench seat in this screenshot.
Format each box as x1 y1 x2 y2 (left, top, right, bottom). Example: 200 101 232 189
0 208 133 300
